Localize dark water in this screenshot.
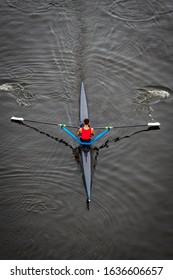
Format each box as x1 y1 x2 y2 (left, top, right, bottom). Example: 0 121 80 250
0 0 173 260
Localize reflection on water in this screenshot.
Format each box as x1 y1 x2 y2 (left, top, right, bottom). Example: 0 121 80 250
95 125 160 151
11 119 74 149
12 119 158 204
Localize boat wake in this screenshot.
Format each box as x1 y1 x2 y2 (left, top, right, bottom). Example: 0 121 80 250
0 82 35 106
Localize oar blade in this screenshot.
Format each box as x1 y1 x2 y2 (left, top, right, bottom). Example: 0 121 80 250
11 116 24 124
148 122 160 127
147 122 160 130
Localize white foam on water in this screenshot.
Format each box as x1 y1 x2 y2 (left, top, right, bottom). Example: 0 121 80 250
0 83 24 92
147 89 170 99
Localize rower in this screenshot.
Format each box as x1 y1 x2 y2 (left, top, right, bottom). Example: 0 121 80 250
77 118 95 141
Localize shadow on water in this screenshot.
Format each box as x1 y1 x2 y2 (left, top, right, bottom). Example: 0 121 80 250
11 120 91 208
11 120 160 209
93 126 160 159
20 121 74 148
11 119 81 158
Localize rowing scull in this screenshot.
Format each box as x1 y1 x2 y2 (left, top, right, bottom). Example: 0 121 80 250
11 83 160 204
79 81 92 202
60 82 111 202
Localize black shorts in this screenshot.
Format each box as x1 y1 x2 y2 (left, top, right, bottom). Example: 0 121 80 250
80 138 91 142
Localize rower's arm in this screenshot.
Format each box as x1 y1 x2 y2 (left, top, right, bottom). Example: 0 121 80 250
90 127 111 144
77 127 82 136
59 124 111 145
59 124 81 144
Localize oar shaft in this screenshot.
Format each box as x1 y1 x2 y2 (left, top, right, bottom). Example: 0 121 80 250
11 116 75 127
24 119 58 126
95 125 146 129
95 122 160 129
11 117 160 130
11 117 57 126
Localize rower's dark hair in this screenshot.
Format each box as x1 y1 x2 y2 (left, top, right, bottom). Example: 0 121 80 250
84 118 90 125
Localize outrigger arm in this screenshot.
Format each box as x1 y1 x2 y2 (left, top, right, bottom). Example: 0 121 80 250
59 124 111 145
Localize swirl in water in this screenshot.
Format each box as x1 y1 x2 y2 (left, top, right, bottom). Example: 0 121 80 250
0 82 35 106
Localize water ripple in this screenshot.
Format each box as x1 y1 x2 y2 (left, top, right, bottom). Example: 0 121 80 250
103 0 172 22
19 188 69 216
142 36 168 57
6 0 73 14
1 171 80 220
111 35 168 60
8 66 33 80
104 0 155 22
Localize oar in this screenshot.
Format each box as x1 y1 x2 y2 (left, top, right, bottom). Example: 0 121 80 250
11 117 160 130
10 116 76 127
94 122 160 129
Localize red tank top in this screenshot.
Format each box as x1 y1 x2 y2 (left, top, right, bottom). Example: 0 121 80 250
81 128 91 140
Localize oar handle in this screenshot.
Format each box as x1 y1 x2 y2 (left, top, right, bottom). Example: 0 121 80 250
58 124 78 128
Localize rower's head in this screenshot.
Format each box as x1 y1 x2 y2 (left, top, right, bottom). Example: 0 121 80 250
84 118 90 125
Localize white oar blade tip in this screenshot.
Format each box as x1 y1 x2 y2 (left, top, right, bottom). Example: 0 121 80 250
148 122 160 127
11 116 24 122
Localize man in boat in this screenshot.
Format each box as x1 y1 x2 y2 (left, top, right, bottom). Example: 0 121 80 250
77 118 95 141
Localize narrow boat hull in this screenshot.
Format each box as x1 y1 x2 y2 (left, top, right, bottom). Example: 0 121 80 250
80 82 92 202
81 146 92 202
